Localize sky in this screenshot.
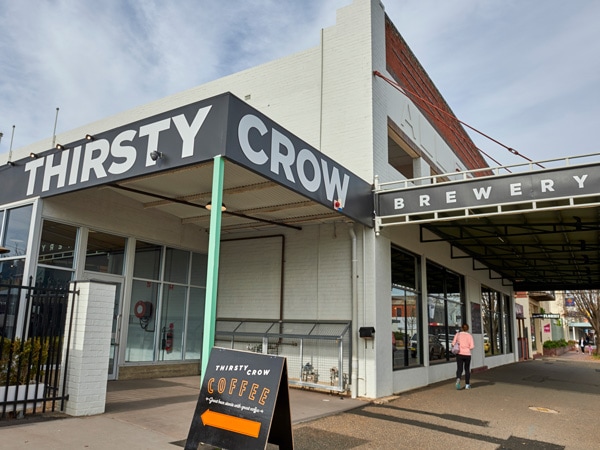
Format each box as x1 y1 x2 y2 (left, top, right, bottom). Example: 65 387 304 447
1 0 599 169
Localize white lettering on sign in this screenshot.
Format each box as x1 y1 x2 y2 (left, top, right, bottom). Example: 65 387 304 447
510 183 522 196
574 174 588 188
24 105 212 195
391 174 591 211
473 186 491 200
541 179 554 192
238 113 350 204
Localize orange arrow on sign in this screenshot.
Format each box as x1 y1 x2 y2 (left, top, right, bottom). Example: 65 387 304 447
201 409 261 438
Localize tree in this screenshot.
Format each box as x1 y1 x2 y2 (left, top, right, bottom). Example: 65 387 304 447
570 290 600 355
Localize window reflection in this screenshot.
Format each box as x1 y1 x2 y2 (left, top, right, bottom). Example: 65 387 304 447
126 242 208 363
426 262 464 364
391 247 420 370
37 220 76 288
2 205 33 257
482 287 512 356
85 231 126 274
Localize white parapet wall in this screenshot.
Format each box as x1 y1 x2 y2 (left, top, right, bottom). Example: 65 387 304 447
63 281 115 416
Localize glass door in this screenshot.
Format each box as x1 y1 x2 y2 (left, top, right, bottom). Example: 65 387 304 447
83 272 124 380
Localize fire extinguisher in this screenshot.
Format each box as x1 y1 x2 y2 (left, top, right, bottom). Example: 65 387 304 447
164 323 174 353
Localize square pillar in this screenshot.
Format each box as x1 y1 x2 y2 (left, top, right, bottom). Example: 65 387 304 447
63 281 114 416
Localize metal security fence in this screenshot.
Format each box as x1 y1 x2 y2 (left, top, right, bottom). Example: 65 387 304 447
214 319 351 393
0 280 77 419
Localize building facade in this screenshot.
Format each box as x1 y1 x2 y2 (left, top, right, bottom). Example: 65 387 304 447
0 0 516 400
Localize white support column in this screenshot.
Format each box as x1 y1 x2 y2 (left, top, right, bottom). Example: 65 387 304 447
63 281 114 416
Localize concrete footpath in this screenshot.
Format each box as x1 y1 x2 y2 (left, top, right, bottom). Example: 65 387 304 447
0 351 598 449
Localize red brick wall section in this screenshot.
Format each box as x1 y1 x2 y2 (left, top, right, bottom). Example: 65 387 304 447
385 16 489 173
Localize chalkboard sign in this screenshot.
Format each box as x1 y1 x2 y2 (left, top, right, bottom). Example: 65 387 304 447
185 348 293 450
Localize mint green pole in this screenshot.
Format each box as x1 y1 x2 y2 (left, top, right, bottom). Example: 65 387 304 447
201 155 225 383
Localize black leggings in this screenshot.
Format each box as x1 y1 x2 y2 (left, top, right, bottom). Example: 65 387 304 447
456 355 472 384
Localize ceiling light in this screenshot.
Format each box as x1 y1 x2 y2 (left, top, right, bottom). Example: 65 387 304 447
29 152 38 159
206 202 226 212
85 134 95 141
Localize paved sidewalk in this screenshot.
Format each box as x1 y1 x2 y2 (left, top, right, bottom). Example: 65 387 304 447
288 351 600 450
0 350 597 449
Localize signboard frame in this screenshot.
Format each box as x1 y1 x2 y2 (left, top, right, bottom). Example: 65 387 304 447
185 347 293 450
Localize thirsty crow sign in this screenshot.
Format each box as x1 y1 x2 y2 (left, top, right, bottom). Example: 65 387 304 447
1 93 372 227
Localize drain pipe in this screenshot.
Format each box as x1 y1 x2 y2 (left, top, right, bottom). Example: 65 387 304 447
348 224 358 398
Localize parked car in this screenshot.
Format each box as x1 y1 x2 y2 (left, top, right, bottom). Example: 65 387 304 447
484 335 490 353
410 334 445 359
439 334 456 356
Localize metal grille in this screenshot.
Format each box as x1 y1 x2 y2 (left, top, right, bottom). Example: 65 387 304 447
214 319 351 392
0 280 77 419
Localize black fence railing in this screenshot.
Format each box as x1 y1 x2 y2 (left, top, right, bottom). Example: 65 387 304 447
0 280 77 419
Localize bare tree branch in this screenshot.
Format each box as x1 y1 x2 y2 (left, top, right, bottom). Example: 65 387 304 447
570 290 600 354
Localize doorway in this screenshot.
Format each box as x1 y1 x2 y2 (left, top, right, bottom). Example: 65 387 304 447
82 272 125 380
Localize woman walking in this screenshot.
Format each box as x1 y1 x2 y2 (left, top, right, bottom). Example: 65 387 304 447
453 323 475 390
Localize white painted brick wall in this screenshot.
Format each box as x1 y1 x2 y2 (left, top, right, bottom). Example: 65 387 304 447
216 223 352 322
63 281 114 416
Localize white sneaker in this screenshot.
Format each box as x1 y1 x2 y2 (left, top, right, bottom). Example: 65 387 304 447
455 379 461 390
465 384 471 389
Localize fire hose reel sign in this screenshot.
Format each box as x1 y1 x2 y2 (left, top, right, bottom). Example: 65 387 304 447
185 348 293 450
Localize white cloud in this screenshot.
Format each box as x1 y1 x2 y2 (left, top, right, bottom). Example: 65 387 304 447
1 0 599 167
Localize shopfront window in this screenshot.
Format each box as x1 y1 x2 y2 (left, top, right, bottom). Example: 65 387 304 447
185 286 205 359
482 286 512 356
85 230 126 274
391 246 421 369
2 205 32 257
426 262 464 364
127 279 159 362
133 241 162 280
36 220 78 288
159 284 186 361
0 205 33 285
126 241 207 363
0 259 25 286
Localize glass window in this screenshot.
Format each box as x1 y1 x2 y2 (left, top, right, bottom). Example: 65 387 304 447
190 252 208 287
158 284 187 361
482 286 512 356
38 221 77 268
502 295 513 353
185 287 205 359
2 205 33 257
36 266 73 289
0 259 25 286
0 284 20 338
133 241 162 280
85 231 126 274
164 248 189 284
126 280 159 362
36 220 77 288
391 247 421 370
126 244 208 364
426 261 464 364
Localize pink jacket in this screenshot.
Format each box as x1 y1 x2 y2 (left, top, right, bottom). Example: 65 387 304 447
452 331 475 356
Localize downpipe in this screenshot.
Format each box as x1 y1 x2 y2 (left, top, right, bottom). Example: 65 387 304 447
349 224 358 399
